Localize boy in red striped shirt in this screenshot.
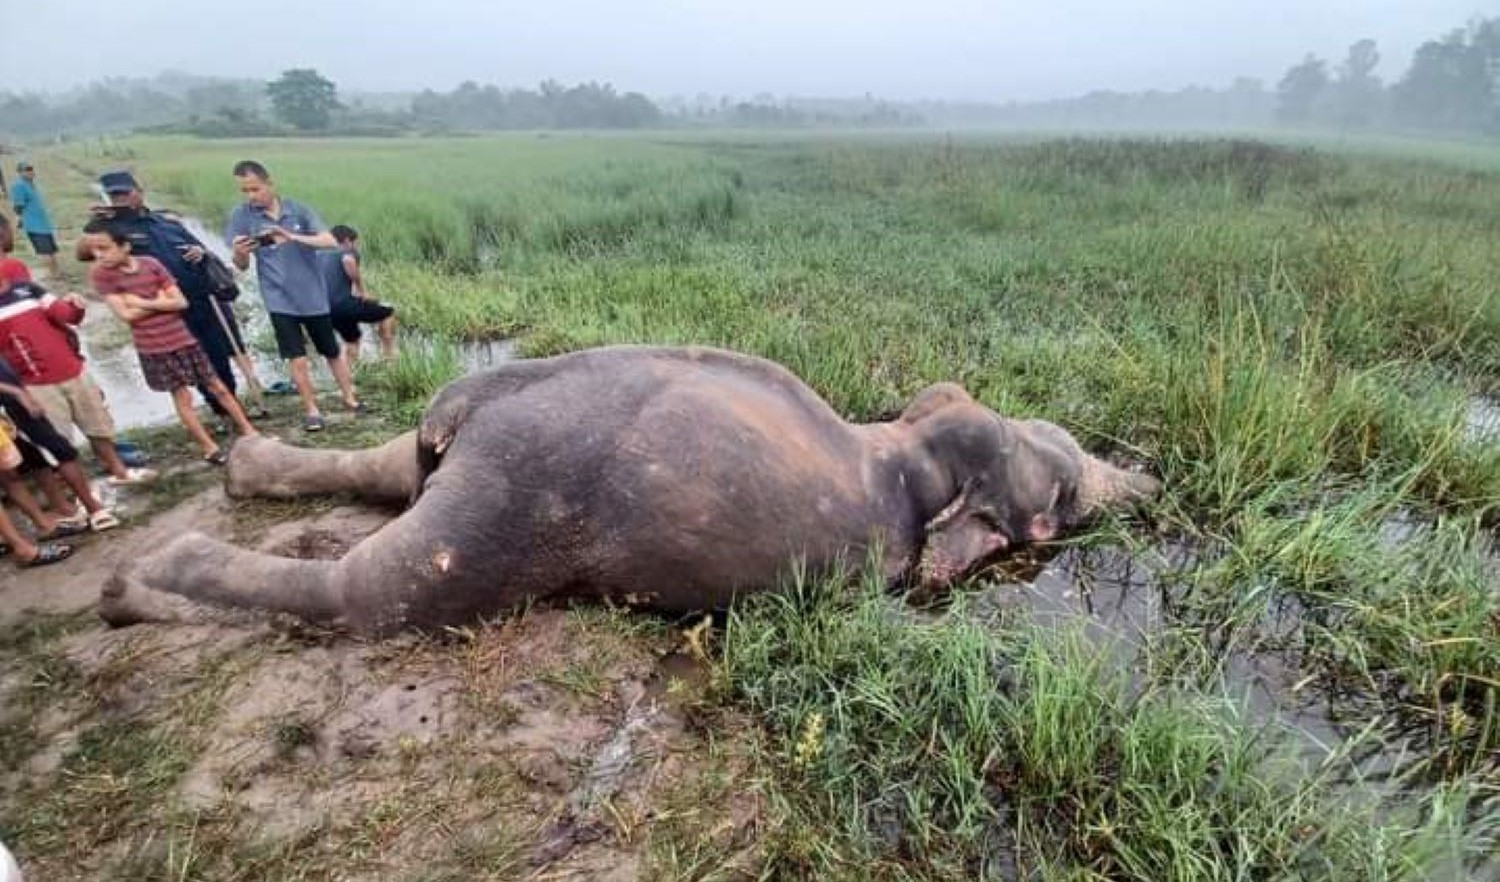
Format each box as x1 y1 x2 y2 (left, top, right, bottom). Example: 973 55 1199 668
85 222 259 463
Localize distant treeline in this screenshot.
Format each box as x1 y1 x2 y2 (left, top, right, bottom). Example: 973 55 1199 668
0 71 268 139
1 13 1495 140
1273 17 1499 134
0 70 920 140
908 80 1274 131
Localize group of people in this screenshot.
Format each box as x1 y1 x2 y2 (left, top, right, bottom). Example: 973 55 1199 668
0 158 400 568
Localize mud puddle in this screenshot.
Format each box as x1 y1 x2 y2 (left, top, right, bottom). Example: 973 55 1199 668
405 332 517 374
964 540 1398 774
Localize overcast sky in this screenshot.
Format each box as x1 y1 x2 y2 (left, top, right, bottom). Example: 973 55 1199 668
6 0 1487 102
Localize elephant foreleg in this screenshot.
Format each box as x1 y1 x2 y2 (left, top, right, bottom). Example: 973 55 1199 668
225 432 421 506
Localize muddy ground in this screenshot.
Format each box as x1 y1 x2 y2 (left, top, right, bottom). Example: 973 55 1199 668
0 434 763 882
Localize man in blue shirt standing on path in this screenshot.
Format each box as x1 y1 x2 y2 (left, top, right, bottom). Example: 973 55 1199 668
9 160 61 282
226 160 361 432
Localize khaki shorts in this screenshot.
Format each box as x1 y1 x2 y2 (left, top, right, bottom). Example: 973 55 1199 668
31 373 116 440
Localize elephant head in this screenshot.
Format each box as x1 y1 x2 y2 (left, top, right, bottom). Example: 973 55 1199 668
899 384 1162 590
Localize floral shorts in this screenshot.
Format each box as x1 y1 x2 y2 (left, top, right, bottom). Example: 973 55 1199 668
139 345 218 393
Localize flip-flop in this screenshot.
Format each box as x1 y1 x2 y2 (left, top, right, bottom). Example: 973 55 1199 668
38 521 90 541
108 467 160 487
17 542 72 568
54 510 90 531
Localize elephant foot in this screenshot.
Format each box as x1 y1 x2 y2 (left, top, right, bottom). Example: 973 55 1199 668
224 434 290 499
100 570 217 627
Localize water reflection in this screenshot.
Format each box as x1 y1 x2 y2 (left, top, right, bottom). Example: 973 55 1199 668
1468 396 1499 445
953 539 1436 785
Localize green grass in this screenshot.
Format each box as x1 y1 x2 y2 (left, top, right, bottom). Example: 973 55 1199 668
723 565 1498 880
26 130 1500 879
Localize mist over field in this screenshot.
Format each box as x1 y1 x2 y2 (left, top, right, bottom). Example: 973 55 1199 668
2 2 1497 137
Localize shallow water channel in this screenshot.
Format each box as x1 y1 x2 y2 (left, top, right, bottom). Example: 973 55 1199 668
955 532 1461 786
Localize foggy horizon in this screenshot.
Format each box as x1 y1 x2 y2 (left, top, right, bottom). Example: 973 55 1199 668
7 0 1489 105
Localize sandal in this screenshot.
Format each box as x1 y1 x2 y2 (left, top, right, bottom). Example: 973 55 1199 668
108 467 160 487
204 449 229 466
90 509 121 532
39 520 90 540
18 542 73 568
54 509 90 531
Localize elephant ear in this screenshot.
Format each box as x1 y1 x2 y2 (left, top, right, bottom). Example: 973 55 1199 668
899 382 974 424
916 478 1010 591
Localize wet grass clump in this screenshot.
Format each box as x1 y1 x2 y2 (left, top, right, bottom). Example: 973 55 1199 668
356 342 464 427
723 566 1498 880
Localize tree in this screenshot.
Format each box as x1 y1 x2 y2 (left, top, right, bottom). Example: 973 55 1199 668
1332 39 1382 127
1391 21 1497 131
1276 54 1329 124
266 68 341 130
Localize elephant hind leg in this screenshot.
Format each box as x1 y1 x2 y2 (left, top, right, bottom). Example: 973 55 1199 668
100 477 518 635
99 531 349 630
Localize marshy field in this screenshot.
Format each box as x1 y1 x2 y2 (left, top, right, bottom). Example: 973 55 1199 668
1 131 1497 880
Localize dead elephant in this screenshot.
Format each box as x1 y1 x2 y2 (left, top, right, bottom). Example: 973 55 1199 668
101 345 1161 634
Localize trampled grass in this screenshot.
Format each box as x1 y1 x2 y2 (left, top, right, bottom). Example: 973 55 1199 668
30 130 1500 878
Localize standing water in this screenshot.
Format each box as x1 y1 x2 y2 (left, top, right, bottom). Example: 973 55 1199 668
1468 396 1499 445
82 216 514 430
79 216 281 430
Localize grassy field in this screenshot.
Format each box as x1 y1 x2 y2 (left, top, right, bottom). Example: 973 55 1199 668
6 130 1497 879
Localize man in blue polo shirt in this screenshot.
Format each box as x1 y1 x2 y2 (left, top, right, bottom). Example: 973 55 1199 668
226 160 361 432
9 160 61 281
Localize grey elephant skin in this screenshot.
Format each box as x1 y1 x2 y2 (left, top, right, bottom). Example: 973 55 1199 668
101 345 1161 634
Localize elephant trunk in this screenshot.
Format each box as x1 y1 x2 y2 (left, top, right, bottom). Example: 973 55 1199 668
226 432 421 505
1076 455 1162 516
